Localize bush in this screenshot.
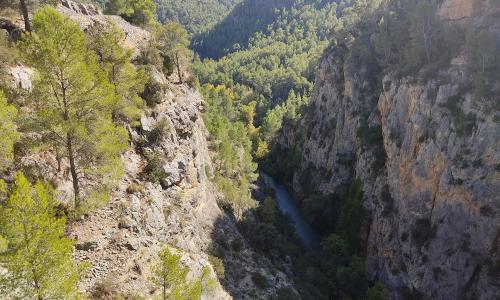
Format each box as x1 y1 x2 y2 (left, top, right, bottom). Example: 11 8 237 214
141 77 167 107
231 237 243 252
144 153 166 183
148 118 170 145
126 183 144 194
251 272 268 289
186 75 200 89
411 218 436 248
208 255 225 279
366 281 389 300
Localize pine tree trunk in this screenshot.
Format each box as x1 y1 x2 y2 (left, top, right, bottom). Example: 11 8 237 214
19 0 31 32
66 133 81 209
175 52 182 84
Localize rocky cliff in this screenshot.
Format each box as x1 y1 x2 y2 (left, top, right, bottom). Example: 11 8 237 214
5 1 294 299
279 0 500 299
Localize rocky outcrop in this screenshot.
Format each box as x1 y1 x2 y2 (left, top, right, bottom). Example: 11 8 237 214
279 1 500 299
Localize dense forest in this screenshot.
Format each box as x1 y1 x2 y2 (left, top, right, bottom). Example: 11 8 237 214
155 0 241 35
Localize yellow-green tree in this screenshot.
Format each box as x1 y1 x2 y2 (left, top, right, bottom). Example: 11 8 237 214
88 23 147 124
21 7 128 210
0 90 20 171
0 174 82 299
156 22 191 83
150 247 202 300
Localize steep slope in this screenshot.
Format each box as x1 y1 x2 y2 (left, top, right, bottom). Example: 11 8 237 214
4 1 296 298
277 0 500 298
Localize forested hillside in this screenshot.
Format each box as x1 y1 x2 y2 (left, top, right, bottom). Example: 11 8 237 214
155 0 241 35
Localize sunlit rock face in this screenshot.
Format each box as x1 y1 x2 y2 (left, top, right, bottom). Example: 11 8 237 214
279 0 500 298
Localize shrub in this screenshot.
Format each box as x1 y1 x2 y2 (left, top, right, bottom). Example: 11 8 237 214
148 118 170 145
144 153 166 183
141 78 167 107
276 287 299 300
366 281 389 300
186 75 200 89
480 205 496 218
126 183 144 194
208 255 225 279
411 218 436 248
251 272 268 289
231 237 243 252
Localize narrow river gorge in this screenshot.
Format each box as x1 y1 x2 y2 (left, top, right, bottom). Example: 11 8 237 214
260 172 321 253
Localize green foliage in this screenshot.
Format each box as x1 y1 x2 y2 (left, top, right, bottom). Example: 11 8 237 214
0 174 83 299
144 152 166 183
155 0 241 35
251 272 268 289
259 196 278 223
87 23 147 124
207 255 225 279
21 6 128 209
335 255 368 298
155 22 191 83
141 72 168 107
465 26 499 99
148 118 171 145
373 0 464 75
366 281 389 300
0 90 19 171
150 246 202 300
105 0 156 26
336 178 365 250
411 217 436 248
202 84 258 217
321 234 351 268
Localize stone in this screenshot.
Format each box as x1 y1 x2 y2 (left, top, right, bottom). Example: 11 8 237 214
76 241 98 251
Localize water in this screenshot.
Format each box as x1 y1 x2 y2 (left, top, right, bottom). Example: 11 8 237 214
260 172 321 253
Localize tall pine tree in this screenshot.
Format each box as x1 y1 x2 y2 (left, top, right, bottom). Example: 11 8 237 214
21 7 128 210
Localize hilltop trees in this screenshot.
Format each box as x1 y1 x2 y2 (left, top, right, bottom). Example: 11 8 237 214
0 174 82 299
21 7 128 210
156 22 191 83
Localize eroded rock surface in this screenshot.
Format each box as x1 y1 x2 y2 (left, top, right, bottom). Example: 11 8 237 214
279 1 500 298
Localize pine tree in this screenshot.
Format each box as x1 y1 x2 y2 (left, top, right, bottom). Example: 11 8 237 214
88 23 147 124
150 246 202 300
155 22 191 83
20 7 128 210
0 90 20 171
105 0 157 26
0 174 83 299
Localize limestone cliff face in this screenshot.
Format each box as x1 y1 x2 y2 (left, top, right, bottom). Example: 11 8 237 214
280 1 500 299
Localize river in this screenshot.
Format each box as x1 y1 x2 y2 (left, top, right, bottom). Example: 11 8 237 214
260 172 321 253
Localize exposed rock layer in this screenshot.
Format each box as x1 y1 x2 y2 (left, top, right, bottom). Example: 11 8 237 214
280 0 500 298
